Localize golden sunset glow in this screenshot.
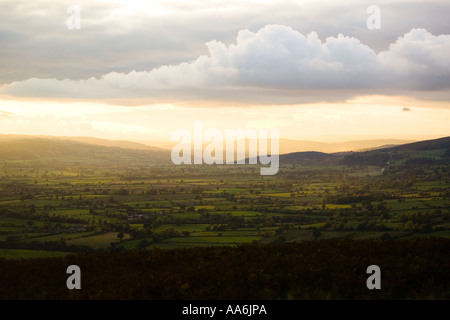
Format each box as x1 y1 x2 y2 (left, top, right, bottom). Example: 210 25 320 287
0 0 448 147
0 95 448 145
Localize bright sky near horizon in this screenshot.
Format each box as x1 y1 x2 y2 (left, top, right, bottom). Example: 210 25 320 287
0 0 449 142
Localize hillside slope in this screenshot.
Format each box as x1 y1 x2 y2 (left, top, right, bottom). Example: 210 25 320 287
0 138 170 165
340 136 450 166
279 136 450 166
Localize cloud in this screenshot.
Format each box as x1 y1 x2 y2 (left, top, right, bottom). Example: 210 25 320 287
1 26 450 104
379 29 450 90
2 0 450 87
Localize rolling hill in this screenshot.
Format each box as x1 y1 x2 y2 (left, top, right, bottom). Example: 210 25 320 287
339 136 450 166
141 138 415 154
0 138 171 165
277 151 337 165
0 134 163 151
277 138 415 154
0 135 448 167
279 136 450 166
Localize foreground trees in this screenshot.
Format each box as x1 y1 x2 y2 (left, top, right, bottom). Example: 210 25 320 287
0 238 449 299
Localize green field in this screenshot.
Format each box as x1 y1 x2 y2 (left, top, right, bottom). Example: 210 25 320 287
67 232 131 249
0 152 448 258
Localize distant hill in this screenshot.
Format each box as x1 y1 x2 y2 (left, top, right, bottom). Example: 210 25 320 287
0 135 448 167
142 138 415 153
278 138 415 154
55 136 164 151
0 134 163 151
0 138 171 165
339 136 450 166
356 144 399 152
279 151 337 165
279 137 450 166
381 136 450 152
0 134 415 156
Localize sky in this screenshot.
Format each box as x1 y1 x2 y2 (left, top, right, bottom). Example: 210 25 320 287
0 0 449 143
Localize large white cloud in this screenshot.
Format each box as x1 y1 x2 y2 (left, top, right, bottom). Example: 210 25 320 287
1 26 450 103
379 28 450 90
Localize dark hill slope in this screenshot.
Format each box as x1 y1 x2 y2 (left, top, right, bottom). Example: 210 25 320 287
279 151 337 165
340 136 450 166
278 137 450 166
